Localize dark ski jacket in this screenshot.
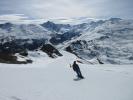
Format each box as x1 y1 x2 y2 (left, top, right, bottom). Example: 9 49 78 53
72 63 80 72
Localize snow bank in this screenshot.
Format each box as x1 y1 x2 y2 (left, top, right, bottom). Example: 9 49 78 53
0 51 133 100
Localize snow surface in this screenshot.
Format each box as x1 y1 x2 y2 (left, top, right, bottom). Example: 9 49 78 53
0 51 133 100
0 24 51 42
60 19 133 64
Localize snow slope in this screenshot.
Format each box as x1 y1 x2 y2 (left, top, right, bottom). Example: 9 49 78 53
0 23 51 43
0 51 133 100
63 18 133 64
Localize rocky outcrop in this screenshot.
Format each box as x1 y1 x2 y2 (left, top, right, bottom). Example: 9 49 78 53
41 44 63 58
0 53 32 64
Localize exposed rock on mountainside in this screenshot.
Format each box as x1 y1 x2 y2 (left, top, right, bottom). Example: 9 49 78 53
65 18 133 64
0 53 32 64
41 44 63 58
0 18 133 64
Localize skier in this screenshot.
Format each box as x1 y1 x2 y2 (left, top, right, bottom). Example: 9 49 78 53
70 61 84 79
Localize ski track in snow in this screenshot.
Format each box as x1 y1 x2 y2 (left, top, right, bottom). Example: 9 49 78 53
0 51 133 100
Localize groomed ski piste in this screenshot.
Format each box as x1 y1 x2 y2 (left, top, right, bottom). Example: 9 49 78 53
0 51 133 100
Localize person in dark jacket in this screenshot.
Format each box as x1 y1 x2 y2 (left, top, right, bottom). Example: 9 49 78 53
71 61 84 79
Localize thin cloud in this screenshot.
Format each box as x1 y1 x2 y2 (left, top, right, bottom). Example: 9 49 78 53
0 14 47 24
0 0 132 19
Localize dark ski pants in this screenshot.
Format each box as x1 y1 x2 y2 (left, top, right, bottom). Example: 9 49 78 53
75 70 84 78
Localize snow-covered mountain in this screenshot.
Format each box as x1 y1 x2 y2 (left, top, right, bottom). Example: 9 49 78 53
64 18 133 64
0 18 133 64
41 21 87 44
0 22 51 43
0 18 133 100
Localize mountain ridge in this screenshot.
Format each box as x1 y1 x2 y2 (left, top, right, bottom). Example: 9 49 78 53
0 18 133 64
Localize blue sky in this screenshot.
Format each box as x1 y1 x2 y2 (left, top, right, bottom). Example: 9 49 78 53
0 0 132 22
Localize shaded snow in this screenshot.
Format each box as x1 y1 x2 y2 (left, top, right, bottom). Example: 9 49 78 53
0 51 133 100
